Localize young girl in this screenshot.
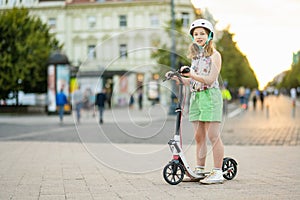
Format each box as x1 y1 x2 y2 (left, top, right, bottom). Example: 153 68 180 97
166 19 224 184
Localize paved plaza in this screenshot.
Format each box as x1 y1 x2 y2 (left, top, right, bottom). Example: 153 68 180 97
0 95 299 200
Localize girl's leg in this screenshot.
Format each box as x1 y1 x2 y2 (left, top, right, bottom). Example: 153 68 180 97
207 122 224 168
59 106 64 121
100 107 104 119
76 104 80 122
193 121 207 167
99 106 104 123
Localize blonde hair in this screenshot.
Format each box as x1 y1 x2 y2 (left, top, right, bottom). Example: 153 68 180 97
187 41 214 59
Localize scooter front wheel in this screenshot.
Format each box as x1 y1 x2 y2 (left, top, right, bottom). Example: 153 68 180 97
163 161 185 185
222 157 238 180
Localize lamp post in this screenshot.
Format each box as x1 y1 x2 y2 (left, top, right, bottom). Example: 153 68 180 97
16 78 22 106
169 0 177 115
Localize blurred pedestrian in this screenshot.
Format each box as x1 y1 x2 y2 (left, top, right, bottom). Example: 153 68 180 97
88 90 96 117
56 88 68 123
95 88 107 124
106 91 112 109
73 85 84 123
274 89 279 97
250 89 258 110
245 87 251 109
129 94 135 109
290 88 297 100
290 88 297 117
260 90 265 110
238 86 246 109
83 88 93 118
221 86 232 115
138 88 143 110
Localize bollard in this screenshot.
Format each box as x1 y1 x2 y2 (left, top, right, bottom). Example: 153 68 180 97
266 104 269 119
292 100 296 118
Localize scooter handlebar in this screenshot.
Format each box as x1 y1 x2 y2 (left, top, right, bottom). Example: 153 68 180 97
163 70 185 83
163 71 178 82
164 66 191 82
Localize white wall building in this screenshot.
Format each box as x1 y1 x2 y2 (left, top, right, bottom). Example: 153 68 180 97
1 0 195 108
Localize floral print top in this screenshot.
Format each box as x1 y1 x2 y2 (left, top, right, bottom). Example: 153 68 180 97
190 49 220 92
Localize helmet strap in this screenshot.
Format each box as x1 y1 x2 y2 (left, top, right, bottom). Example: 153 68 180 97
191 32 213 49
205 32 213 45
190 35 194 42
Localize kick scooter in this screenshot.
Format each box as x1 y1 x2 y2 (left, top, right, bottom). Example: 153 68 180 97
163 69 238 185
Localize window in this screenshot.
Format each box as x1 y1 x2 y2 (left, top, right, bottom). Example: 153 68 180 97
9 0 16 6
48 18 56 29
150 14 159 27
88 45 96 59
181 12 190 28
119 44 127 59
88 16 96 28
119 15 127 27
0 0 6 6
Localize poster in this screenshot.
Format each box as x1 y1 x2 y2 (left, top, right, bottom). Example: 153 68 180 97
56 65 70 95
56 64 71 112
47 65 56 112
147 81 159 101
119 76 128 93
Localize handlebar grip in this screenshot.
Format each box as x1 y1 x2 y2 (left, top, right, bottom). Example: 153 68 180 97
181 68 190 73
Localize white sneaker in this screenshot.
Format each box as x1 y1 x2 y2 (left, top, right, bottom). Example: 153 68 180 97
194 167 205 175
183 167 205 182
193 167 206 178
200 169 224 184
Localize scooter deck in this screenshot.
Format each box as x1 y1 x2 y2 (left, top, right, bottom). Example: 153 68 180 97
182 177 202 182
182 172 210 182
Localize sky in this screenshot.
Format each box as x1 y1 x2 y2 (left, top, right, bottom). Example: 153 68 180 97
191 0 300 89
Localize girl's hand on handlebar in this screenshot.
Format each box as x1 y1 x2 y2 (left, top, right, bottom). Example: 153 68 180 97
165 71 180 84
165 71 176 80
180 66 195 78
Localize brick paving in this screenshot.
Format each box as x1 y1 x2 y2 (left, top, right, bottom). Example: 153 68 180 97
0 142 299 200
222 95 300 146
0 95 300 199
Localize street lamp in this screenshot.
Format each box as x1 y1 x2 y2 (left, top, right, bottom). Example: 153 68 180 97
16 78 22 105
169 0 177 115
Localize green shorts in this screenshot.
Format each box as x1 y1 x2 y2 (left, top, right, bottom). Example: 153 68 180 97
189 88 223 122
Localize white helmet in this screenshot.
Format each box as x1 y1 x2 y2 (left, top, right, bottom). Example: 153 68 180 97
189 19 214 38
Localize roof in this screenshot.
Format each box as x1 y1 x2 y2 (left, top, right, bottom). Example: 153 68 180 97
48 51 70 65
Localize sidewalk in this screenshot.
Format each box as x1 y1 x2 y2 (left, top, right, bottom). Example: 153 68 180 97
0 103 300 199
0 141 299 200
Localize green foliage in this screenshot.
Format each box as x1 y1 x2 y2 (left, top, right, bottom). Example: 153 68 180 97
151 19 191 77
280 61 300 89
216 28 258 89
0 7 61 100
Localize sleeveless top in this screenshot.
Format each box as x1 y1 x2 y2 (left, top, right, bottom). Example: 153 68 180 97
189 49 219 92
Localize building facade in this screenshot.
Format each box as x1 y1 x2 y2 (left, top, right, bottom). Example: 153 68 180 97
1 0 195 107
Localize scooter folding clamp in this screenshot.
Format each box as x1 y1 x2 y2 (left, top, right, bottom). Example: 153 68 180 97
175 107 182 112
168 139 181 153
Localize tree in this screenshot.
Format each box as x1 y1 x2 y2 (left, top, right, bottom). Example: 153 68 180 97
280 62 300 89
151 19 191 76
216 27 258 89
0 7 61 104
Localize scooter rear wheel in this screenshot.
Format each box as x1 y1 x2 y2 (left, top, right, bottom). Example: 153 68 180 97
163 161 185 185
222 157 238 180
